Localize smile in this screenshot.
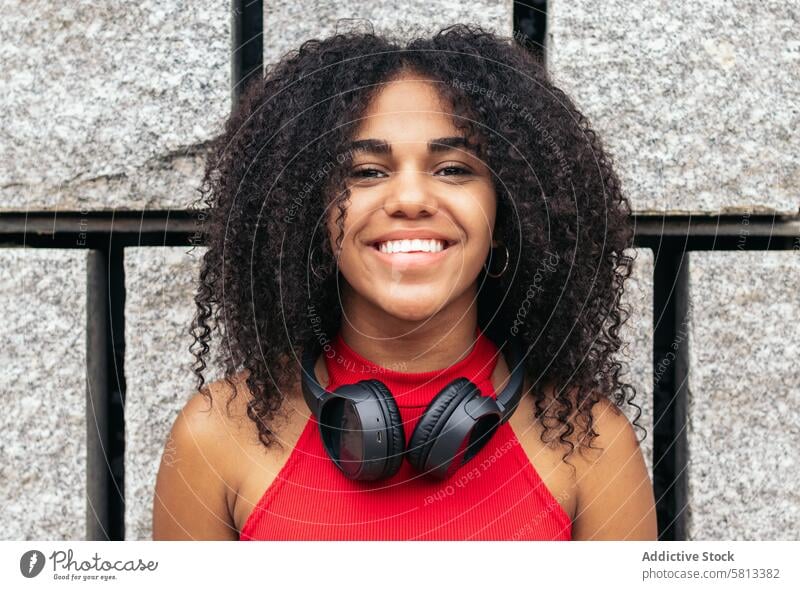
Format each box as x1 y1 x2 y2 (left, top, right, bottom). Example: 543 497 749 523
374 238 448 254
368 239 456 268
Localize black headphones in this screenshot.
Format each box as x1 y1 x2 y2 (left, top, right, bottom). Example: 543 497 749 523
300 331 526 481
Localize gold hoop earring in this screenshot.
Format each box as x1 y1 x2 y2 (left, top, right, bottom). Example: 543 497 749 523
309 246 328 281
484 243 509 278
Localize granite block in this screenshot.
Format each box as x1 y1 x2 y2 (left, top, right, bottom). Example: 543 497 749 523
548 0 800 215
0 248 88 540
123 246 222 540
618 248 654 478
686 251 800 539
0 1 229 211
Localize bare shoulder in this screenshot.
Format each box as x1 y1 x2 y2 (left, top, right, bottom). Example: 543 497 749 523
152 371 253 540
192 370 259 431
528 387 640 461
170 371 257 460
568 395 658 540
572 396 639 462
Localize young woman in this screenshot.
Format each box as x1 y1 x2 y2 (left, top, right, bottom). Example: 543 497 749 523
153 23 657 541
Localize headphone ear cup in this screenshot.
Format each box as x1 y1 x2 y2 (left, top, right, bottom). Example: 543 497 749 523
360 380 406 479
406 378 476 473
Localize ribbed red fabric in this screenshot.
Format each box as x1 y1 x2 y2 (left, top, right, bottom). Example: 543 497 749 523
239 326 572 540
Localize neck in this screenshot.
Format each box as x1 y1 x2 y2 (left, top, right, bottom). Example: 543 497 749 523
338 283 480 373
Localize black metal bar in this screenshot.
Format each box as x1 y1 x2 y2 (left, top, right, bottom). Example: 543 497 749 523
650 242 683 540
105 223 127 540
671 251 692 540
232 0 263 108
0 211 197 238
513 0 547 61
2 211 798 243
633 212 800 239
86 250 109 540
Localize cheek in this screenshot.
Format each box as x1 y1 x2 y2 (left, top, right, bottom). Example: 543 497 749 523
468 191 497 242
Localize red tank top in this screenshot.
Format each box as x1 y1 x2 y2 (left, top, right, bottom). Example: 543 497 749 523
239 327 572 540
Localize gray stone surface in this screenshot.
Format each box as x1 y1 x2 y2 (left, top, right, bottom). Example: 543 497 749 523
548 1 800 215
264 0 513 65
0 249 87 540
0 2 229 211
617 248 654 478
686 251 800 540
124 246 223 540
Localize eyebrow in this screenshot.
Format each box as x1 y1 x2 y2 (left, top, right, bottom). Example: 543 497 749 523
346 136 478 157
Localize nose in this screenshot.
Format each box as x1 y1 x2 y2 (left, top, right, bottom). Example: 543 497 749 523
382 168 439 218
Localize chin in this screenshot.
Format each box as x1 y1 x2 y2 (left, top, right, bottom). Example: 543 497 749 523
375 294 449 323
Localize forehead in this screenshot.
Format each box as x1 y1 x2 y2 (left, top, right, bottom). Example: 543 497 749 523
353 75 458 142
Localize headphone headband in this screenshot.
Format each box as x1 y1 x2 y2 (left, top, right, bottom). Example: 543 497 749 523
300 330 527 421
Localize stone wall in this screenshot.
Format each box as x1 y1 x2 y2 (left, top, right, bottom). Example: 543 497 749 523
0 250 88 540
0 0 797 541
686 251 799 539
0 1 230 211
548 0 799 215
123 246 221 540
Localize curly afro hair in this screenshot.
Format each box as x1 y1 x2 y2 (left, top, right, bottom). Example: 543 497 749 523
188 21 644 469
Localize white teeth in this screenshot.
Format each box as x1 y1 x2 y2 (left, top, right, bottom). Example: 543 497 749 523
377 239 447 254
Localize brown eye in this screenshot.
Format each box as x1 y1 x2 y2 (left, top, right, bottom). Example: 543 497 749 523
349 167 386 179
435 166 471 176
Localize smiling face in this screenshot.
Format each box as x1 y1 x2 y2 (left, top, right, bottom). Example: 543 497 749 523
326 69 497 326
